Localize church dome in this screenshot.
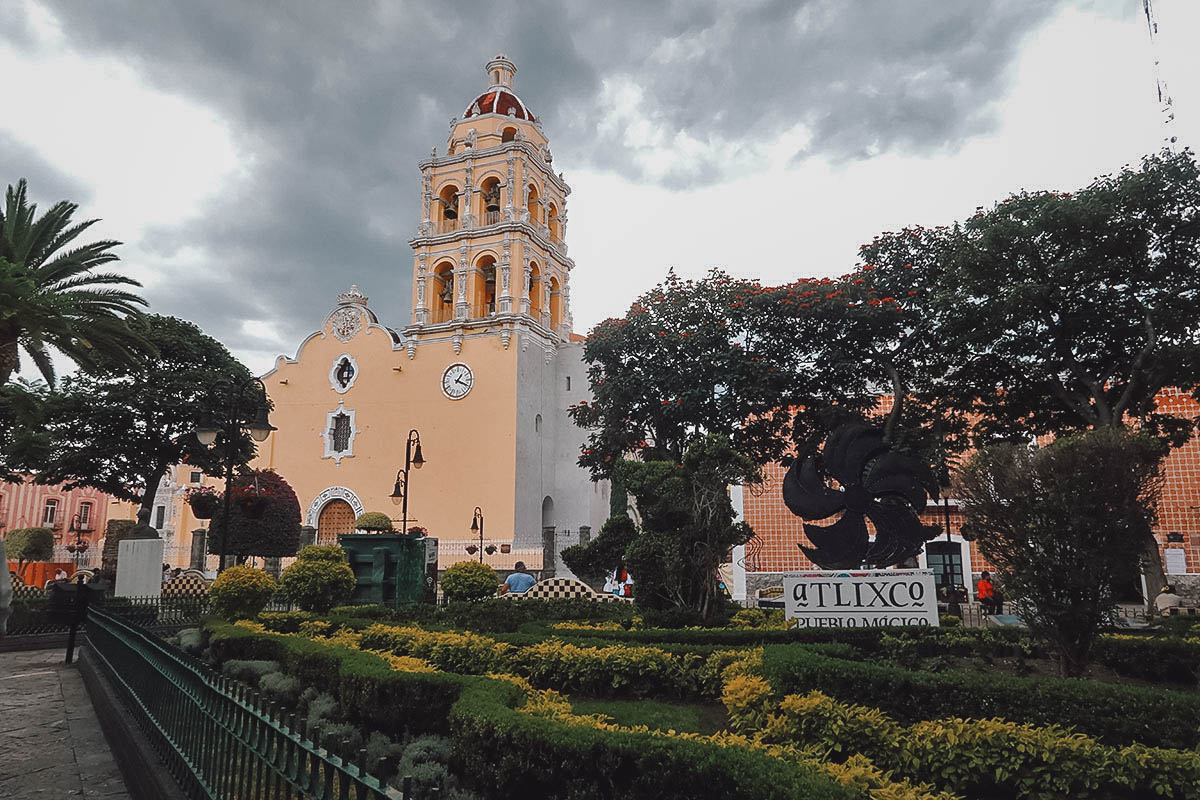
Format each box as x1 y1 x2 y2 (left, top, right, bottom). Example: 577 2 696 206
463 89 535 121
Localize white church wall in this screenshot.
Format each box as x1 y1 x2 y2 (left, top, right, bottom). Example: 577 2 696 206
512 334 608 549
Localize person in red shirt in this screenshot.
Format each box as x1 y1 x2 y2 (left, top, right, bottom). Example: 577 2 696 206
976 571 998 614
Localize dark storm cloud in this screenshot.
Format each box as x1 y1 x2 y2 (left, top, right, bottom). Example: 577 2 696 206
16 0 1064 361
0 134 93 210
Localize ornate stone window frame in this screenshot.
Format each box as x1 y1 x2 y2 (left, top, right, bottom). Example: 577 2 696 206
329 353 360 394
321 403 360 464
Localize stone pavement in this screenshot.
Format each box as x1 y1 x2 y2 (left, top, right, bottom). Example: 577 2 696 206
0 648 131 799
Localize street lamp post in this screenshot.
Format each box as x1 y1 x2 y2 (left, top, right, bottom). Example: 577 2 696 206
389 429 425 534
64 513 90 564
192 377 276 573
470 507 484 563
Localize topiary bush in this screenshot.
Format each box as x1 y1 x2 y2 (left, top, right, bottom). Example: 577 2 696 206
354 512 394 532
278 545 356 612
5 527 54 576
209 565 277 620
208 469 302 560
440 561 498 603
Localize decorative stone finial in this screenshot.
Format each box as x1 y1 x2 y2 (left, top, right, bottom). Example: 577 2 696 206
338 285 368 306
486 54 517 88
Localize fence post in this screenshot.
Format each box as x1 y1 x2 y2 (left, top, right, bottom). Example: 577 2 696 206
299 525 317 549
579 525 591 547
541 526 557 579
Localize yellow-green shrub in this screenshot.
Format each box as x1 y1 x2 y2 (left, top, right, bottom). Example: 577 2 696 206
758 690 1200 799
209 565 277 620
278 545 356 612
510 639 688 697
440 561 498 603
722 674 772 733
358 624 511 674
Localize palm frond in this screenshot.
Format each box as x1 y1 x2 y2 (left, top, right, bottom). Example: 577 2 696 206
20 337 56 386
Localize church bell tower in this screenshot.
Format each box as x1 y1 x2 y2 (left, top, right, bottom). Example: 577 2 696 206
406 54 574 354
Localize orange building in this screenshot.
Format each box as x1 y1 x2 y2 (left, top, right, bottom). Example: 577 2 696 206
0 477 119 561
733 388 1200 601
242 56 609 558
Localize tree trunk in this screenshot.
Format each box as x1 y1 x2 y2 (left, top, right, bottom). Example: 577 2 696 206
138 464 168 519
1141 529 1168 613
0 334 19 386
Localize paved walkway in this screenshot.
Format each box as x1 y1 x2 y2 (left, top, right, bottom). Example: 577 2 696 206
0 649 131 799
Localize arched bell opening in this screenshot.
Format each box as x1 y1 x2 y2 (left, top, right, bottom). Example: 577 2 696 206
526 184 541 225
527 262 542 314
480 176 502 226
548 275 562 330
436 185 460 232
433 261 456 323
474 254 498 317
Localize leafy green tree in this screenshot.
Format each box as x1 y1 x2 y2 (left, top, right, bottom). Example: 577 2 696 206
208 469 301 561
38 314 256 516
566 436 753 620
864 149 1200 597
0 380 51 481
4 527 54 578
0 179 149 385
956 429 1165 676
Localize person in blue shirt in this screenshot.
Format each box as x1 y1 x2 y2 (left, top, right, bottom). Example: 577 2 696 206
504 562 536 594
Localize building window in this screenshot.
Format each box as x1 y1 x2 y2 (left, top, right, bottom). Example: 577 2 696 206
43 498 60 527
565 376 571 391
926 541 964 595
322 405 358 464
78 502 93 528
329 353 360 393
535 413 543 433
330 413 351 452
190 470 203 484
154 506 166 529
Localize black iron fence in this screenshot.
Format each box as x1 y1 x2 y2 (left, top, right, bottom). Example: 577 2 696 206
86 608 425 799
6 593 212 637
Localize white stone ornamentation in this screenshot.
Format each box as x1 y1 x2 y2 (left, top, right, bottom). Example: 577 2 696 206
320 404 359 465
305 486 365 527
330 307 363 343
329 353 360 394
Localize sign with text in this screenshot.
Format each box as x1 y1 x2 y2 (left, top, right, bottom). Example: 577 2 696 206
783 569 939 628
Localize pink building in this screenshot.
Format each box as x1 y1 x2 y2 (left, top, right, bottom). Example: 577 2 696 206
0 476 117 551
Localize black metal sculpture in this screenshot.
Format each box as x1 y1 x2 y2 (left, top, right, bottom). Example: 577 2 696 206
782 423 936 569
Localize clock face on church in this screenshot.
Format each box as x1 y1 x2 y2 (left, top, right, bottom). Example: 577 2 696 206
441 362 474 399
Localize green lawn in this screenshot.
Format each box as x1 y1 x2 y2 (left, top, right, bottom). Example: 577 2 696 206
570 696 728 735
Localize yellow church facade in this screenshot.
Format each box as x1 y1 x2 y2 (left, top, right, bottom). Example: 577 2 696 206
245 55 609 556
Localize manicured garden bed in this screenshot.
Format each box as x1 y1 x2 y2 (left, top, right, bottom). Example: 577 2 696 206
185 604 1200 800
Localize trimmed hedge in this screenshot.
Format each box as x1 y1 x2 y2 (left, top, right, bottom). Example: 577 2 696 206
762 644 1200 750
559 624 1200 686
206 621 855 800
752 690 1200 800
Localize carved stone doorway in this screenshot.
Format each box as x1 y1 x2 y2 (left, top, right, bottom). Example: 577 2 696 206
317 499 356 544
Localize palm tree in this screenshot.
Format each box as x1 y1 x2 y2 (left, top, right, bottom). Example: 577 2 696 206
0 179 149 385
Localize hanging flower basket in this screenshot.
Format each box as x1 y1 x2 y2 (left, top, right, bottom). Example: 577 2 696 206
186 485 220 519
237 495 269 520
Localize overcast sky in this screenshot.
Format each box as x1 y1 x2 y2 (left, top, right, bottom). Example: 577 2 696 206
3 0 1197 375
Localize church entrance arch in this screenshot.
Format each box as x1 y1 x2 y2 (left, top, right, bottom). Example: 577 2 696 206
317 500 356 544
306 486 365 543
